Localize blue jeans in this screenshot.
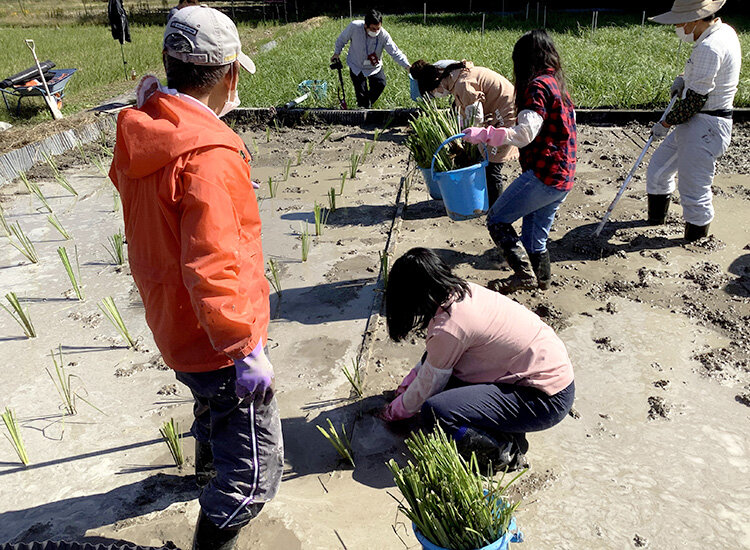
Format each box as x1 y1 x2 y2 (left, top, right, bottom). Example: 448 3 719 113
486 170 569 253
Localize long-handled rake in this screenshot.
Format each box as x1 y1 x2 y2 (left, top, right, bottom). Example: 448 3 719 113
593 95 678 237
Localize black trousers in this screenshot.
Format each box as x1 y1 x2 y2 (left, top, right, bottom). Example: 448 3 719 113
486 161 507 207
350 69 386 108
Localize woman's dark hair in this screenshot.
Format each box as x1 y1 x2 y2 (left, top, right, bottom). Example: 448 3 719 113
701 11 719 22
385 248 470 342
163 33 231 94
410 60 466 96
364 9 382 27
511 29 571 114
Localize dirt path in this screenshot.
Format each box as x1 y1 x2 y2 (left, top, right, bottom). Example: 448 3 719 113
0 122 748 549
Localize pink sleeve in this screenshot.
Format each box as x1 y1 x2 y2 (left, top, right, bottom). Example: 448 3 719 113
425 330 467 371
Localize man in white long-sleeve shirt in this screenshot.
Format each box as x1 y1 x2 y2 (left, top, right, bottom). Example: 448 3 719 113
331 9 411 108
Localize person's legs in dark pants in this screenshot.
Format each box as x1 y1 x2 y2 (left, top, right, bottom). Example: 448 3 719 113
176 367 284 549
350 70 370 108
485 162 506 207
367 70 387 107
422 380 575 469
189 394 216 488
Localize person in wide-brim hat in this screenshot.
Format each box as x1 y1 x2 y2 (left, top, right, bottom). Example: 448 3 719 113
643 0 741 242
649 0 726 24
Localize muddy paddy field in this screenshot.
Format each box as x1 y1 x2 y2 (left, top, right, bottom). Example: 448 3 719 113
0 119 748 549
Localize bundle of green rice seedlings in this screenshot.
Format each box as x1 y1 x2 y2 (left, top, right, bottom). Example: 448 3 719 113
387 426 523 550
405 99 481 172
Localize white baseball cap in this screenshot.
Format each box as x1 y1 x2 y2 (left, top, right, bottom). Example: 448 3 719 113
164 5 255 74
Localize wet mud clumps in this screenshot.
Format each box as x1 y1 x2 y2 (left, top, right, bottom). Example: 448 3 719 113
647 396 672 420
693 343 750 382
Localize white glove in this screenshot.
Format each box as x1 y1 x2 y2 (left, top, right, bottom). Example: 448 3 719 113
670 75 685 98
651 121 670 138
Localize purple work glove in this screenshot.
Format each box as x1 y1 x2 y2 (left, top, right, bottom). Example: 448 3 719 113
463 126 507 147
234 339 275 406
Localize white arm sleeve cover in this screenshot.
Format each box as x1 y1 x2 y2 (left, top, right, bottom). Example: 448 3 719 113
463 101 484 128
504 109 544 148
400 360 453 414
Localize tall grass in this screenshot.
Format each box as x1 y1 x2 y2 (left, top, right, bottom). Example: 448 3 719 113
239 15 750 110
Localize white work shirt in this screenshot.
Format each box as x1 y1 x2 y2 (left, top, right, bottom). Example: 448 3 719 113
683 19 742 112
334 20 410 77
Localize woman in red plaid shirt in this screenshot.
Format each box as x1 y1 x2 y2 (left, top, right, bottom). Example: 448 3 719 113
464 29 576 294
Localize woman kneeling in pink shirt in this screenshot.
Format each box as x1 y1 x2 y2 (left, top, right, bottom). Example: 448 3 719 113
380 247 575 469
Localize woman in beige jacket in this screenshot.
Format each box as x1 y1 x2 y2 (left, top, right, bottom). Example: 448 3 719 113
411 59 518 205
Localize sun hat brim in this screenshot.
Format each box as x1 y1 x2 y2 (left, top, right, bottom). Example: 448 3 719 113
648 0 725 25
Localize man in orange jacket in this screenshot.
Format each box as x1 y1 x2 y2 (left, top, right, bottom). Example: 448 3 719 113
109 6 282 549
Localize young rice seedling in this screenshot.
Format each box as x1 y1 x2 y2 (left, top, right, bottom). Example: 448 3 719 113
317 418 355 467
342 358 363 398
98 296 137 348
8 222 38 263
1 407 29 466
104 230 126 265
19 172 52 213
299 222 310 262
160 417 185 468
313 202 329 236
58 246 84 300
327 188 336 213
2 292 36 338
266 258 282 297
48 213 72 240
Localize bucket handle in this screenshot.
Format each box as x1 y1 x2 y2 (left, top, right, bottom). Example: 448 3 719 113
430 133 489 178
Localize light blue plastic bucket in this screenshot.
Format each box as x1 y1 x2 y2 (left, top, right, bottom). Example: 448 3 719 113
430 133 489 221
414 517 523 550
409 75 422 101
420 167 442 200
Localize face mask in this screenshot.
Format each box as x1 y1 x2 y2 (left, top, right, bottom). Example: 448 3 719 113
675 24 696 43
219 67 241 118
367 29 381 37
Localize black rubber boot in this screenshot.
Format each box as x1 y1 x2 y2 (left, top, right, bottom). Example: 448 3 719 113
192 510 242 550
684 222 710 242
647 194 671 225
455 428 527 472
529 250 551 291
487 222 537 294
195 440 216 489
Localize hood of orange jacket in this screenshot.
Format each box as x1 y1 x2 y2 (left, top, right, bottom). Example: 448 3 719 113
111 90 269 373
114 91 243 179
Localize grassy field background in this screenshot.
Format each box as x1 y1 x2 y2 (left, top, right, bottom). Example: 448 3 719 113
0 9 748 125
